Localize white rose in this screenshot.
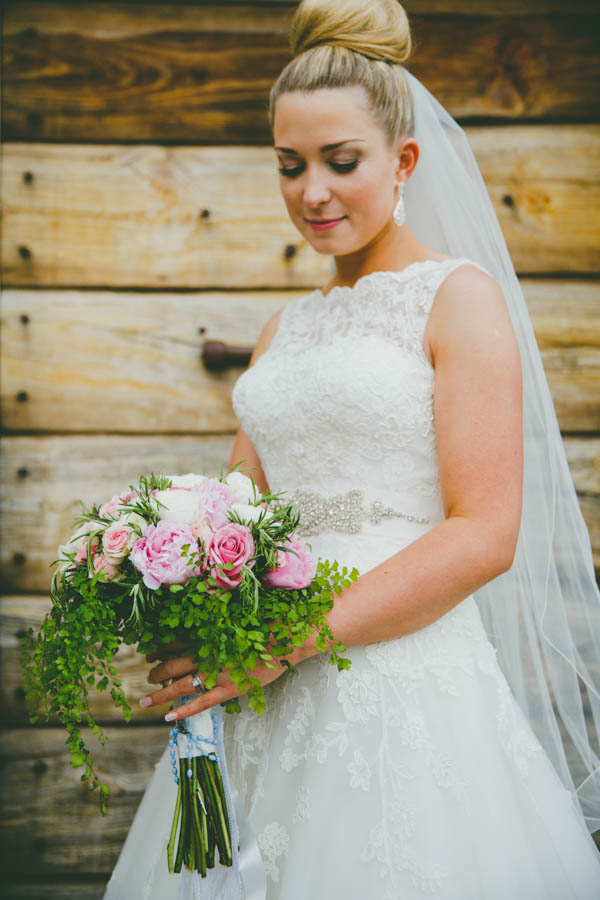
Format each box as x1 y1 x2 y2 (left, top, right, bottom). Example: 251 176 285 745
167 473 208 489
152 488 204 524
224 471 257 504
229 503 272 524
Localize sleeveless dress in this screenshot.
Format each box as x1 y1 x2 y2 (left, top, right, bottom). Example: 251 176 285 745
104 258 600 899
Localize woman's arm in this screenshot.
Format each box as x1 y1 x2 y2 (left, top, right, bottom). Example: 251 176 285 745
296 263 523 656
143 266 523 715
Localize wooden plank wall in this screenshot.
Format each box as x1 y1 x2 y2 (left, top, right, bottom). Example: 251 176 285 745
2 1 599 896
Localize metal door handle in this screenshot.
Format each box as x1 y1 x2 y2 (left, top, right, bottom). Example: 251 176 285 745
201 340 253 371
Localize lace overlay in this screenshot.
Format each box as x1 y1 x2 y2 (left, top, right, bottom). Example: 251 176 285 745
220 259 600 898
230 260 476 508
103 257 600 900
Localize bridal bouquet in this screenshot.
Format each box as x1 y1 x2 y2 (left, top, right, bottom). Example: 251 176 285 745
20 467 357 878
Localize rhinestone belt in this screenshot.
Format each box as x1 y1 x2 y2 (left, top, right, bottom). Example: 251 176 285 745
281 488 430 536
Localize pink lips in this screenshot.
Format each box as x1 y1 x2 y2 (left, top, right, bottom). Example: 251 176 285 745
306 216 346 231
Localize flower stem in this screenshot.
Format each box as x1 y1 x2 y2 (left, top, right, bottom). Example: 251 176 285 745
211 757 232 834
197 756 230 865
202 756 232 865
174 759 189 873
190 759 207 875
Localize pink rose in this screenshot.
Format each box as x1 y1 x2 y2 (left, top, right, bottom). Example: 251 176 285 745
262 534 317 589
206 523 255 590
102 520 139 565
130 521 202 590
92 553 119 582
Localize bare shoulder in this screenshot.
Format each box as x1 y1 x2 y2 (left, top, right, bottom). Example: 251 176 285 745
248 306 285 366
423 263 517 369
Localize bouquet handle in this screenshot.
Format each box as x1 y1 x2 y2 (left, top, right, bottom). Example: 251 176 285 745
177 700 267 900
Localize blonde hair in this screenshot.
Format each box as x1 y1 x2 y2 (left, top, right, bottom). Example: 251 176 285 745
268 0 415 147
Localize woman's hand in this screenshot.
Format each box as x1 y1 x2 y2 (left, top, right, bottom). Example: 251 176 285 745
139 637 303 722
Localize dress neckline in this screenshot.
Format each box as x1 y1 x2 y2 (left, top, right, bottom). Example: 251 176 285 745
314 257 458 300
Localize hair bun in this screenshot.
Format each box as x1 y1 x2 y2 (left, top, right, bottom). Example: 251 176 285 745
289 0 411 65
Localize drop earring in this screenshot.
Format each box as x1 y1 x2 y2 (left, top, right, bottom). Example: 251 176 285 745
393 181 405 226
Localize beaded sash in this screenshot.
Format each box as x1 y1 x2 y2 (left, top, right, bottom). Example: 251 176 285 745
283 487 430 536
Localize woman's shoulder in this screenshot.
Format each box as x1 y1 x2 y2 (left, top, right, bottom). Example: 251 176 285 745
431 256 496 287
420 257 499 316
432 257 501 308
424 257 515 368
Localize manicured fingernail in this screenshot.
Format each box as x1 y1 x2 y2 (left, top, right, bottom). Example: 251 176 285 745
165 711 178 721
139 697 152 708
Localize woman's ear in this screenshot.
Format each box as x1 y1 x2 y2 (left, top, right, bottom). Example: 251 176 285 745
395 137 419 181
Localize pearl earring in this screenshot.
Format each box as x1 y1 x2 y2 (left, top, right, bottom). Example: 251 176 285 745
393 181 406 226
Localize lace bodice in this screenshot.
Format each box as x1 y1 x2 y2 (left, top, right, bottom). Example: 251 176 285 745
232 257 490 524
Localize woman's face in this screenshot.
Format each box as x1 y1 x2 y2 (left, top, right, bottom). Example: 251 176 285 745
273 86 413 256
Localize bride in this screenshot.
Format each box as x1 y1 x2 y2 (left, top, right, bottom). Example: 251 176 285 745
104 1 600 897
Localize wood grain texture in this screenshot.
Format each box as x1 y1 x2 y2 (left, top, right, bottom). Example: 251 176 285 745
2 278 598 434
0 434 235 592
521 278 600 432
1 143 327 289
3 128 600 288
0 288 291 433
3 4 599 144
0 434 598 593
0 726 167 878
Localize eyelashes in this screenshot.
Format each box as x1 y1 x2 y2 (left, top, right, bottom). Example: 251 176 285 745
278 161 359 178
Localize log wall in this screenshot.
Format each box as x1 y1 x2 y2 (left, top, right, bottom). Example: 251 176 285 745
2 2 599 895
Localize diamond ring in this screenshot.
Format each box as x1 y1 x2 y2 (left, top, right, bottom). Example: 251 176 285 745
191 673 205 693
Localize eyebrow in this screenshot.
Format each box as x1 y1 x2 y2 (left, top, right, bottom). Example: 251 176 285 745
274 139 366 155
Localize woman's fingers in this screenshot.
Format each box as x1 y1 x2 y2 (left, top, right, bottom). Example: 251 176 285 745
140 657 289 718
139 670 237 720
147 655 196 684
164 684 238 721
140 671 206 708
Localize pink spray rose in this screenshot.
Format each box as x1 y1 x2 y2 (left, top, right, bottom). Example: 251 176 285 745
102 520 139 565
74 533 100 565
58 520 103 566
206 523 255 590
262 534 317 589
130 521 202 590
92 553 120 582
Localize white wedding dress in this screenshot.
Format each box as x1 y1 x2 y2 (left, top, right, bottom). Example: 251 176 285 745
104 258 600 899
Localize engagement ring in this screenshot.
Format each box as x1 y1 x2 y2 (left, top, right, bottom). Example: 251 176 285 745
191 673 205 693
